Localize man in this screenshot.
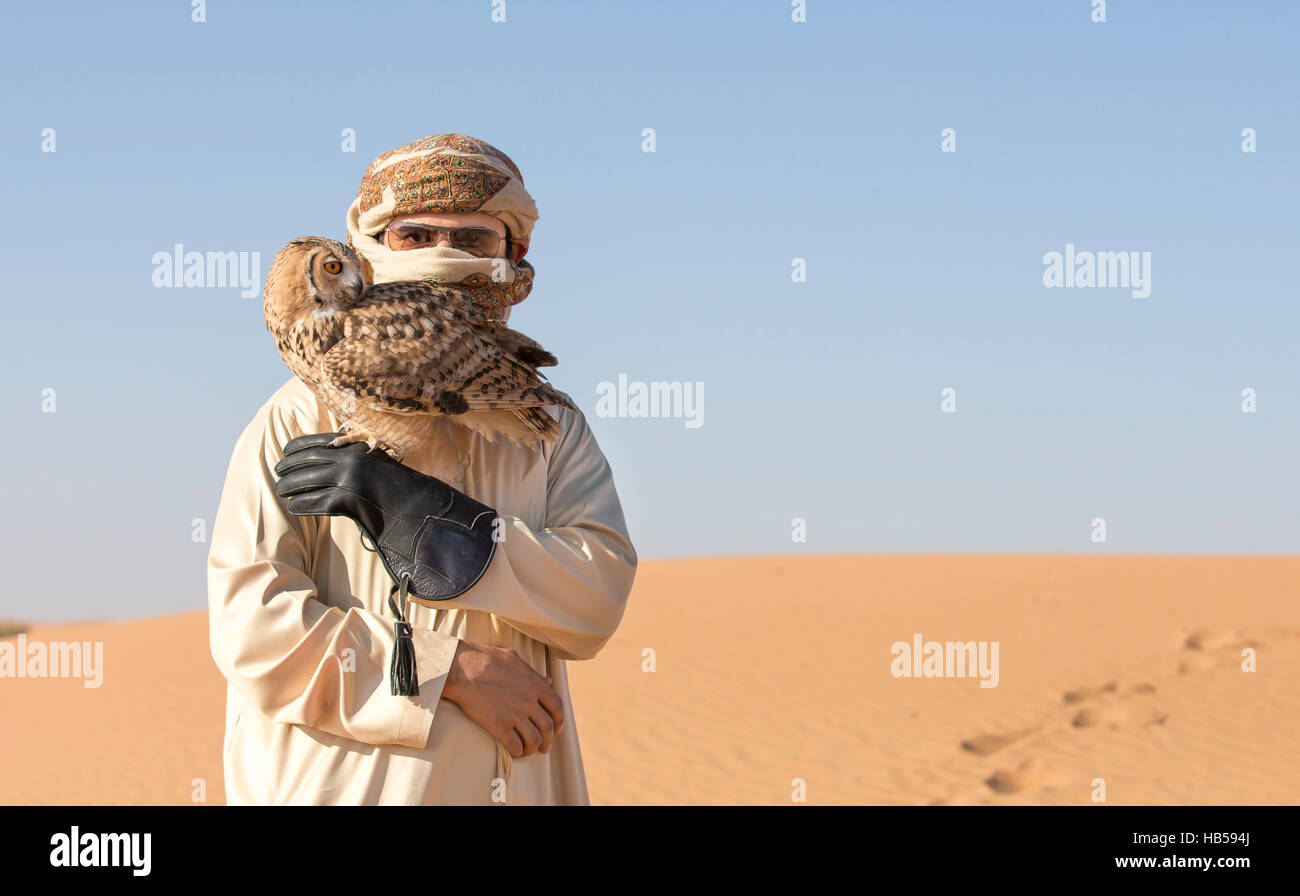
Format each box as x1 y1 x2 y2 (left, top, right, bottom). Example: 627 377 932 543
207 134 637 805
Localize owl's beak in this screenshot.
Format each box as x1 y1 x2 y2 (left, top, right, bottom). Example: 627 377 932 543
343 271 366 305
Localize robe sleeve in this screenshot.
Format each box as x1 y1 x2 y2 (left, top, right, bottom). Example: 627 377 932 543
206 393 458 750
446 406 638 661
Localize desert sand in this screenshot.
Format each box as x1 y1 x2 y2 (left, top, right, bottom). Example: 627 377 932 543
1 555 1296 805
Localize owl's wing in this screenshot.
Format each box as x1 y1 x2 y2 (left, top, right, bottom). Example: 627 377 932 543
318 282 570 417
478 322 558 368
358 281 559 367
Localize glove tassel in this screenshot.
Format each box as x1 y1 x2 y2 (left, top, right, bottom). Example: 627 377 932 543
389 573 419 697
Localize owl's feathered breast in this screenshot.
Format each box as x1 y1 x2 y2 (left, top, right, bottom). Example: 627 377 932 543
269 277 573 451
275 313 346 385
318 284 486 415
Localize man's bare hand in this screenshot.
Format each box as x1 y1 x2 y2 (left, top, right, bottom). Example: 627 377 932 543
441 640 565 759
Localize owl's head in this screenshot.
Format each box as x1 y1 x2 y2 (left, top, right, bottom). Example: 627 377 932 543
265 237 373 328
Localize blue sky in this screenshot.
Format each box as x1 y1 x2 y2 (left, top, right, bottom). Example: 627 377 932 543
2 1 1297 621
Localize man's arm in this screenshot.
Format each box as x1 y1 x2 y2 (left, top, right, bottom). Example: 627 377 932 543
206 394 456 750
443 405 638 661
261 402 631 756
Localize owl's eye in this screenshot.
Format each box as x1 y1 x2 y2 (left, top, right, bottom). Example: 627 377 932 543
323 259 343 275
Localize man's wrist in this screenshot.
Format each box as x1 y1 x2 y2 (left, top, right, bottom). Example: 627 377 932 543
441 639 466 703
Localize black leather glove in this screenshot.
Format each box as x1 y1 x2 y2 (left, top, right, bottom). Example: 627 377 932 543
272 433 498 605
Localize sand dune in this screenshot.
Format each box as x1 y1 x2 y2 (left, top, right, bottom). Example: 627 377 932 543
1 556 1296 805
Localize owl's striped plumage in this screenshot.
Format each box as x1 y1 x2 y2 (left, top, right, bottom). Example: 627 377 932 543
263 237 575 461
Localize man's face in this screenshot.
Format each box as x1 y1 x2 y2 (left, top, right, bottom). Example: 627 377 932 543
382 211 527 263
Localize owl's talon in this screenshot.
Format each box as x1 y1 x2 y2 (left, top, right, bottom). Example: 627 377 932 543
327 429 386 453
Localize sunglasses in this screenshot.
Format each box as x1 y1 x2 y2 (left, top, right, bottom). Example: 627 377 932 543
382 221 507 258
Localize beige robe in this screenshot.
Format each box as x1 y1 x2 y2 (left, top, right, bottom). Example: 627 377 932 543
206 376 637 805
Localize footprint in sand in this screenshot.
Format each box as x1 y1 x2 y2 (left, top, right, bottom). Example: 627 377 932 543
1071 707 1102 728
962 680 1162 756
985 759 1053 794
1183 628 1242 651
1070 703 1167 730
954 628 1277 801
960 728 1038 756
1178 629 1262 674
1062 682 1118 704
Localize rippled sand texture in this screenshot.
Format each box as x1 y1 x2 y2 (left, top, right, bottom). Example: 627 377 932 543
0 556 1295 805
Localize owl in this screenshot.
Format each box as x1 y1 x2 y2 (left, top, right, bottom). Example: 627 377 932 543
263 236 576 461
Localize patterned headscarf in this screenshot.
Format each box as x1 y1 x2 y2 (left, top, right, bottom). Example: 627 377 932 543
345 134 539 321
